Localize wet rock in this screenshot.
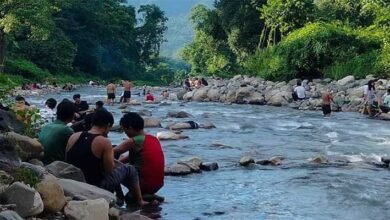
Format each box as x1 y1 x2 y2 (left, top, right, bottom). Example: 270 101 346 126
0 210 24 220
192 87 209 101
269 156 283 166
178 157 203 173
183 90 195 101
167 111 192 118
143 117 162 128
2 182 44 217
165 163 192 176
27 158 44 167
36 179 66 213
381 157 390 167
119 213 152 220
200 162 219 171
58 179 116 204
0 136 21 171
156 131 188 140
2 132 43 161
176 90 187 100
239 156 255 166
46 161 86 182
137 109 152 117
64 198 109 220
311 155 328 164
0 109 24 133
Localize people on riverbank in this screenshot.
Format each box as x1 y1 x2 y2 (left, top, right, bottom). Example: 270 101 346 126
292 81 306 101
184 79 191 91
63 83 73 91
40 98 57 124
39 99 75 164
122 80 133 103
106 80 116 105
66 110 149 206
11 96 34 123
114 112 165 195
322 89 334 117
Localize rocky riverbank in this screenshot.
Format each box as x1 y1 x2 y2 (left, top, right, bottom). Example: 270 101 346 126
178 75 388 114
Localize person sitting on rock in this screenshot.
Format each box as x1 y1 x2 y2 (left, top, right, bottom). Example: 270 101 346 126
66 110 150 206
73 94 90 121
40 98 57 124
380 88 390 113
39 99 75 164
11 96 34 123
114 112 165 195
145 91 155 102
292 81 306 101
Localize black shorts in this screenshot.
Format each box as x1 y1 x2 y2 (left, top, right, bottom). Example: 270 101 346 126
107 93 115 100
123 91 131 99
187 121 199 129
322 104 331 115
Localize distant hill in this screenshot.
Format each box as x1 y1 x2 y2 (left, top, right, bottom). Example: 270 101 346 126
127 0 214 58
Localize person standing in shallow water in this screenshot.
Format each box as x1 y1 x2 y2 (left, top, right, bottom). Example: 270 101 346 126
322 89 333 117
122 80 133 103
106 80 116 105
66 110 150 206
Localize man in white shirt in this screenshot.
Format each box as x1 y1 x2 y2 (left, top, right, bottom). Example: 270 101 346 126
293 81 306 101
40 98 57 125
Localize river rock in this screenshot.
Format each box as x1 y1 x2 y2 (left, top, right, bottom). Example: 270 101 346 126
337 75 355 86
193 87 209 101
137 109 152 117
269 156 283 166
235 86 253 104
0 136 21 171
200 162 219 171
64 198 109 220
167 111 192 118
165 163 192 176
3 132 43 161
248 92 265 105
156 131 189 140
36 179 66 213
0 210 24 220
46 161 86 182
0 110 24 133
0 171 14 185
178 157 203 173
28 158 44 167
239 156 255 166
20 162 47 179
176 90 187 100
2 182 44 217
143 117 162 128
58 179 115 204
311 155 328 164
207 88 222 101
183 90 195 101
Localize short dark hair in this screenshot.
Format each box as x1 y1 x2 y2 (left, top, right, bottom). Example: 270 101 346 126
120 112 144 131
297 81 302 86
45 98 57 109
110 80 114 83
73 94 81 100
95 101 104 108
15 96 25 101
57 99 76 121
92 110 114 127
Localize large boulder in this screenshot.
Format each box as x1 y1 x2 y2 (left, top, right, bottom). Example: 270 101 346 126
337 75 355 86
235 86 253 104
183 91 195 101
46 161 86 182
3 132 43 161
177 157 203 173
207 88 222 102
192 87 209 101
156 131 189 140
239 156 255 166
143 118 162 128
268 93 289 106
58 179 116 204
36 179 66 213
0 136 21 171
176 90 187 100
2 182 44 217
248 92 265 105
165 163 192 176
0 109 24 133
64 198 109 220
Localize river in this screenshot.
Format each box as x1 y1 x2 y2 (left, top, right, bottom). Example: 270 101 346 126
28 86 390 220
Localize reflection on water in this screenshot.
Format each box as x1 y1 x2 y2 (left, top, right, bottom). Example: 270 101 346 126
29 87 390 219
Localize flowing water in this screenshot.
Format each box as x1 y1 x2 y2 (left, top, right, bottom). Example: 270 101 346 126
28 87 390 220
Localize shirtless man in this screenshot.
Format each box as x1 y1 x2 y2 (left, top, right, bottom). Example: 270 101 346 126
122 80 133 103
322 89 333 117
106 80 116 105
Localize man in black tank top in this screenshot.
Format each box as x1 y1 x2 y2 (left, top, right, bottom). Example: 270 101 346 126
66 110 149 206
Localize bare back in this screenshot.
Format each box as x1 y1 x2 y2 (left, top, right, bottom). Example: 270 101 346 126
123 81 132 91
107 83 116 94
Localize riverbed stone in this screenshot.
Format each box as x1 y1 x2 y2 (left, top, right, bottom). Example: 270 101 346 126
3 132 43 161
36 179 66 213
193 87 209 101
200 162 219 171
64 198 109 220
143 117 162 128
167 111 192 118
183 91 195 101
156 131 188 140
58 179 116 204
2 182 44 217
311 155 328 164
0 210 24 220
46 161 86 182
207 88 222 101
239 156 255 166
0 109 24 133
0 171 13 185
248 92 265 105
0 136 21 171
337 75 355 86
165 163 192 176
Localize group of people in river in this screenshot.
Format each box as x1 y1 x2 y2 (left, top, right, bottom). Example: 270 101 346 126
35 96 165 206
184 77 208 91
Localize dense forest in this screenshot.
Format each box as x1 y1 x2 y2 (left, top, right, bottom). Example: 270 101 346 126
182 0 390 81
0 0 171 86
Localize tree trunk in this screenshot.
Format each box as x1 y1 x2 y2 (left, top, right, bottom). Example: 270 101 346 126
0 28 5 73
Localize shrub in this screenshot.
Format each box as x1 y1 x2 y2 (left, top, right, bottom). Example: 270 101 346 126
4 59 51 81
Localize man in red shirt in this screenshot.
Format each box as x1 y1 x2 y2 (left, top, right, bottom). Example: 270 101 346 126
114 112 165 195
145 91 155 102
